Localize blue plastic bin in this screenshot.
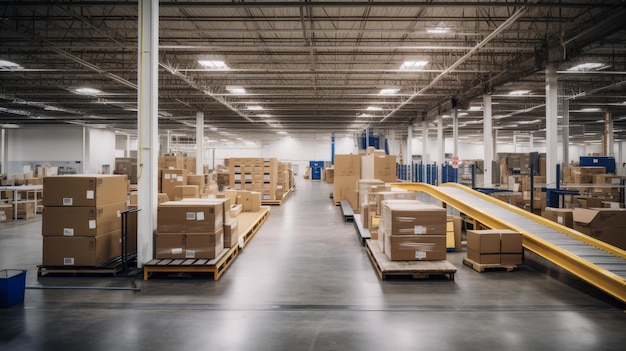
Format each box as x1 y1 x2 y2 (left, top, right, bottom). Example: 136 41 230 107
0 269 26 308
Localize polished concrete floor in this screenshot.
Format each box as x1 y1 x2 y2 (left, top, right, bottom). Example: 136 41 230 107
1 180 625 350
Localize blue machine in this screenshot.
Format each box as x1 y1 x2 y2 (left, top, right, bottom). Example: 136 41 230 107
579 156 616 174
309 160 324 180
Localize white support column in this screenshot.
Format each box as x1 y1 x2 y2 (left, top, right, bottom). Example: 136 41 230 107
562 99 570 165
407 125 413 166
166 130 172 154
604 111 613 156
125 134 131 158
422 120 428 182
437 114 444 185
82 127 89 174
513 132 518 153
483 94 493 188
137 0 159 266
529 132 534 151
452 108 458 158
196 112 204 174
545 63 559 187
619 141 624 168
0 129 6 174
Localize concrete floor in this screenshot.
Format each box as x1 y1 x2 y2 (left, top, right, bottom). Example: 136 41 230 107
1 180 625 350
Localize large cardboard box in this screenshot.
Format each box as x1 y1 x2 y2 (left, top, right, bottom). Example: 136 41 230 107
357 179 385 212
466 230 501 254
374 190 417 215
325 168 334 184
236 190 252 212
42 230 122 266
155 230 224 259
573 208 626 249
160 169 187 201
43 175 128 207
467 250 500 264
175 185 200 201
224 220 239 248
224 189 238 204
381 201 447 235
42 201 127 237
251 191 261 212
16 202 35 219
0 204 14 222
361 154 397 183
501 253 523 265
333 154 361 209
157 201 224 233
383 233 446 261
500 230 523 253
542 207 574 228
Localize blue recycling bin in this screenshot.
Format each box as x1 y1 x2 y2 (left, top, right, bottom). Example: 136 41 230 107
0 269 26 308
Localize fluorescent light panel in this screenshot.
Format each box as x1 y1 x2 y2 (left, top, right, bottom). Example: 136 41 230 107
247 105 264 111
567 62 607 71
508 90 531 95
400 60 429 70
366 106 382 111
198 60 229 69
75 87 102 95
379 88 399 95
226 86 246 94
0 60 21 69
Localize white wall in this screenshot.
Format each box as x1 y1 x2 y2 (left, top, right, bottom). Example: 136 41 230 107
8 126 83 161
87 128 116 174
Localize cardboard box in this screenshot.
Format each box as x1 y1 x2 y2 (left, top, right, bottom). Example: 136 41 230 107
42 201 127 237
178 197 230 225
156 230 224 259
573 208 626 249
466 230 501 254
43 175 128 207
236 190 252 212
16 202 35 219
501 253 523 265
381 201 447 235
42 230 122 266
157 201 224 233
0 204 14 222
542 207 574 228
224 220 239 248
384 233 446 261
361 155 396 183
187 174 205 188
374 190 417 215
467 250 500 264
325 168 334 184
160 169 187 201
333 155 361 209
576 197 604 209
251 191 261 212
224 189 238 204
175 185 200 201
500 230 523 253
230 204 243 218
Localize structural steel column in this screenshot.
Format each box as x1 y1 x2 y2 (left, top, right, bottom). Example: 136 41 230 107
604 111 613 156
545 63 559 187
125 134 132 158
137 0 159 266
483 94 493 188
562 99 570 165
82 127 89 174
407 124 413 166
452 108 458 159
196 112 204 174
529 132 534 151
0 129 6 174
422 120 428 182
437 114 444 184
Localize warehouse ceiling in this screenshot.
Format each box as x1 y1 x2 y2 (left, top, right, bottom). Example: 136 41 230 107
1 1 625 145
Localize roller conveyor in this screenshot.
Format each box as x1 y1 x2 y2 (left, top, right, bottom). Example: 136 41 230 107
392 182 626 304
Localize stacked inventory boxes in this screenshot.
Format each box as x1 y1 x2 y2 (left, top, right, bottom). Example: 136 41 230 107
466 229 523 265
573 208 626 250
357 179 385 228
277 162 291 199
160 169 188 202
361 154 397 183
368 190 417 240
41 175 128 266
333 154 361 209
379 200 447 261
229 158 278 201
156 200 227 259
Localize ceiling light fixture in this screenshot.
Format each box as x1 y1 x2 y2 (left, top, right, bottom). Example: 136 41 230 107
400 60 429 70
366 106 382 111
226 86 246 94
0 60 22 69
567 63 607 71
74 87 102 96
198 60 230 69
577 108 602 113
508 90 531 95
458 112 469 117
468 106 482 111
247 105 264 111
257 114 271 118
379 88 399 95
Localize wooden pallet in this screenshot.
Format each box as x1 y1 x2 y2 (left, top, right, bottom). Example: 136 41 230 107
261 188 293 206
38 254 137 277
143 206 270 280
365 240 456 281
463 257 518 272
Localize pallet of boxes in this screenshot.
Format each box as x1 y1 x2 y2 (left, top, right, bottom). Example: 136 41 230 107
41 175 129 270
366 199 457 280
463 229 523 272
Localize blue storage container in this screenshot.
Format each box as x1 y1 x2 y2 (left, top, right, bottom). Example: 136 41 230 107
309 161 324 168
579 156 616 174
0 269 26 308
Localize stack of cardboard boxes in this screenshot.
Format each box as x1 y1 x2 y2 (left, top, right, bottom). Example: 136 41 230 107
277 162 293 199
367 190 417 240
466 229 523 266
222 189 261 213
378 200 447 261
333 154 361 209
229 158 279 201
156 200 228 259
572 208 626 250
41 175 128 266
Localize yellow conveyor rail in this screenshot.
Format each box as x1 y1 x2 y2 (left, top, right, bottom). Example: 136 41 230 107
391 182 626 305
